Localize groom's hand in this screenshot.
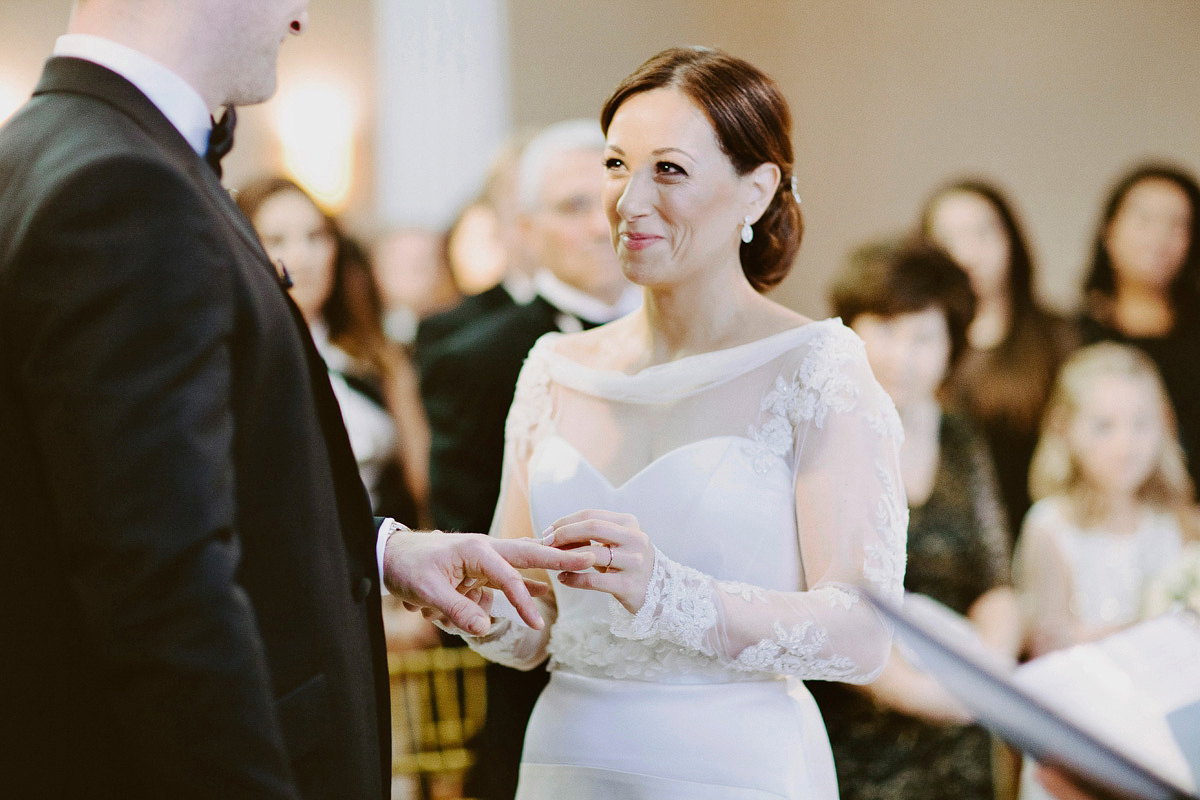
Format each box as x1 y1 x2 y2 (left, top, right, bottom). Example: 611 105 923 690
382 531 595 635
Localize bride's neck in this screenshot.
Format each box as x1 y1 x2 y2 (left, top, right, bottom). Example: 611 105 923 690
640 267 764 364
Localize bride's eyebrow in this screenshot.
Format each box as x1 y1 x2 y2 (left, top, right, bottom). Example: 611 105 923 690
652 147 693 160
603 145 694 160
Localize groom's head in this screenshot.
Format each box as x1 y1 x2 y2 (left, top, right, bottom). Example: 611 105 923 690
70 0 310 110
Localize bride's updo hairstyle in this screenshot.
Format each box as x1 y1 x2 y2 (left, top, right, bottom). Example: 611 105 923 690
600 46 804 293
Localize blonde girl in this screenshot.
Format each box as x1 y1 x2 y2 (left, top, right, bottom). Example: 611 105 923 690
1016 342 1194 659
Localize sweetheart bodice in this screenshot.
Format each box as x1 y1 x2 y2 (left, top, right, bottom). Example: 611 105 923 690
529 433 802 682
470 319 907 686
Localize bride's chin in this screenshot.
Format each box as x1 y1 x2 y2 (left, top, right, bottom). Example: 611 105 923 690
619 258 669 286
618 263 652 285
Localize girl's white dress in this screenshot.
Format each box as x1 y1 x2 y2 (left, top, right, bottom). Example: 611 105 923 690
1016 495 1185 656
464 319 909 799
1015 494 1184 800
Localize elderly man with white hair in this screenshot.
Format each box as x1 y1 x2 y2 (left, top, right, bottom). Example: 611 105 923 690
419 118 641 800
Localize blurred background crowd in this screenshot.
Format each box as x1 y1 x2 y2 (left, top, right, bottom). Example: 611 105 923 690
5 3 1197 800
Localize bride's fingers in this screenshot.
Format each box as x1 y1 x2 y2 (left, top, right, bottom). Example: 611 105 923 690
523 576 552 596
549 509 640 532
542 517 632 549
557 569 616 593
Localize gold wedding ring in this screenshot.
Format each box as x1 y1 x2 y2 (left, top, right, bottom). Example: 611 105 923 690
599 544 614 572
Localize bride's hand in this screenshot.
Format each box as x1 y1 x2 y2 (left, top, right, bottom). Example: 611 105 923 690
542 509 654 614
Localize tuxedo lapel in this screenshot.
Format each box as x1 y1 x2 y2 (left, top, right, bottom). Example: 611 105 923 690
33 56 374 552
34 58 283 289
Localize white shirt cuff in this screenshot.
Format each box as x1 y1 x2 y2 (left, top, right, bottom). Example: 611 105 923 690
376 518 410 596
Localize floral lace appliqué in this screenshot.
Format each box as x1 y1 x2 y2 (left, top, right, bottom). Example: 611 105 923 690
716 580 770 604
863 382 905 443
505 343 554 461
817 584 861 610
864 462 908 601
746 327 865 474
457 618 539 671
730 620 859 679
610 548 718 656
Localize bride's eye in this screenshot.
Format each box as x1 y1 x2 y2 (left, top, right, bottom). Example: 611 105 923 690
604 157 625 171
656 161 687 179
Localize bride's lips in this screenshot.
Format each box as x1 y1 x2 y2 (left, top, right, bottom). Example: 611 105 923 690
620 232 662 251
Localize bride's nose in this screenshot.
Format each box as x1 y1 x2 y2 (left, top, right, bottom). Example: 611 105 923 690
614 170 653 221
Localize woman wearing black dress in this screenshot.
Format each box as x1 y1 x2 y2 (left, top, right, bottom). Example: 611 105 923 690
812 241 1022 800
1076 163 1200 486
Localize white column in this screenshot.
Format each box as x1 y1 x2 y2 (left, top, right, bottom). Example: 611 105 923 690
373 0 512 229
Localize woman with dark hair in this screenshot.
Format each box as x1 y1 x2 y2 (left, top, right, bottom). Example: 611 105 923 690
812 241 1021 800
438 47 907 799
237 176 429 527
1077 162 1200 485
920 180 1078 531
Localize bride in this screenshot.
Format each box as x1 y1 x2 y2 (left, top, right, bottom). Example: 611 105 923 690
450 46 908 799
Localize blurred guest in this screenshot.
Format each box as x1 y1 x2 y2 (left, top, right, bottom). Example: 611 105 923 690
238 176 429 526
1014 342 1193 799
812 241 1022 800
416 132 539 364
921 179 1078 530
419 118 639 800
1078 163 1200 484
446 198 510 296
372 226 460 346
1015 343 1191 656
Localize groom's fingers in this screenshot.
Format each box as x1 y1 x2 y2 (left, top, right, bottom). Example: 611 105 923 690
491 537 596 572
465 541 549 629
417 579 493 635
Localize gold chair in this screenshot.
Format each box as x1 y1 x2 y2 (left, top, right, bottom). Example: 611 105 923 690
389 646 488 800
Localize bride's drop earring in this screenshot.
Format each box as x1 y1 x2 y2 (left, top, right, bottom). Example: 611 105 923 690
741 215 754 244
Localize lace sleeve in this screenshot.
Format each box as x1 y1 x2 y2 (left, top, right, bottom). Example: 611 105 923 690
609 327 908 682
458 337 559 669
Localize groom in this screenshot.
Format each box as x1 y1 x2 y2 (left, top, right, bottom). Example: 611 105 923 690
0 1 590 798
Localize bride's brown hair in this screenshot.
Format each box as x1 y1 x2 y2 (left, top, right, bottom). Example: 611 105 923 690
600 46 803 292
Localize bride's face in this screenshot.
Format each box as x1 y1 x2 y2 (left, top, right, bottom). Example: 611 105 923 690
602 87 750 287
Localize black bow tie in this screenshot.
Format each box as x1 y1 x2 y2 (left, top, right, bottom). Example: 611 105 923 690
205 106 237 178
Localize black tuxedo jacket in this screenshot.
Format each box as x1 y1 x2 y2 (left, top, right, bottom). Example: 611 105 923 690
413 281 515 375
0 58 389 799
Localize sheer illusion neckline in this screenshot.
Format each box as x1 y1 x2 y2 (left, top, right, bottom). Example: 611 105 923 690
536 317 841 404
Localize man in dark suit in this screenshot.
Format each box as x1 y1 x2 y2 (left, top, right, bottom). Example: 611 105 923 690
419 119 639 800
414 220 536 372
415 278 521 360
0 3 589 798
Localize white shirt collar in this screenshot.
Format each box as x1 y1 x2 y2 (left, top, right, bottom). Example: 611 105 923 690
533 269 642 324
501 272 537 305
54 34 213 157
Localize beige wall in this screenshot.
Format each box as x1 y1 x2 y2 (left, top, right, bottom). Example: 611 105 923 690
4 1 1199 318
507 0 1200 316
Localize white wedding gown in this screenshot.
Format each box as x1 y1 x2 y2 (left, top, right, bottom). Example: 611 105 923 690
463 319 908 799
